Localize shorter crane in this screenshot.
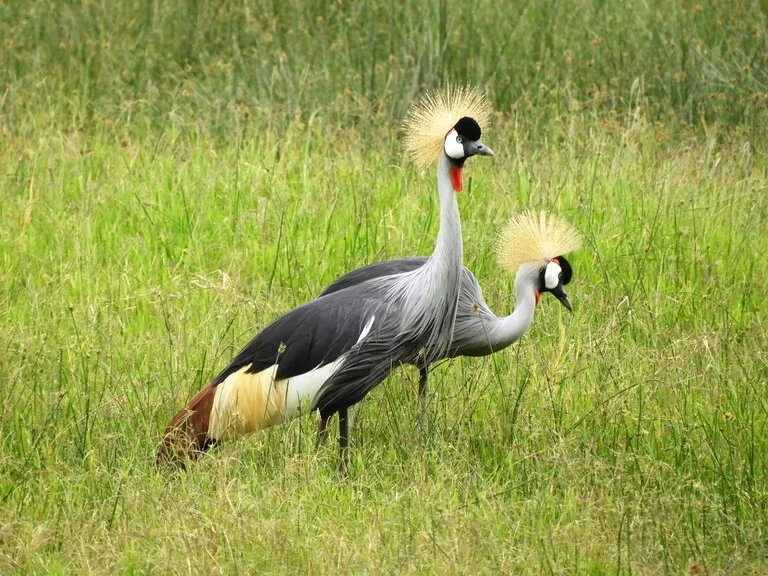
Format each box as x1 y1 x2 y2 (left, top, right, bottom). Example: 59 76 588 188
317 210 581 401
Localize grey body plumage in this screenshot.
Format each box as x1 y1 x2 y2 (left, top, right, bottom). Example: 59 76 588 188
156 87 495 470
318 256 536 369
317 213 581 397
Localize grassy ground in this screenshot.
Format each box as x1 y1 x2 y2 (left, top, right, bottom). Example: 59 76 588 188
2 1 768 574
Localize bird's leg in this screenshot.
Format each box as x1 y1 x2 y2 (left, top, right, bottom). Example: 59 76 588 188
316 411 332 449
348 402 363 431
338 406 349 476
418 365 429 408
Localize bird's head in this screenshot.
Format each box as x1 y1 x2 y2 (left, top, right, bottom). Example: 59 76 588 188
442 116 494 191
497 211 581 313
535 255 574 312
403 85 494 191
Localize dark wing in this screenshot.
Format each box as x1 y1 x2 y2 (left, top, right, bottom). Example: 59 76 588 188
318 257 428 297
212 289 390 385
313 318 422 414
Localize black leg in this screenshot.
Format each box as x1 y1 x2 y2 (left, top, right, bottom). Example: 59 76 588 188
418 365 429 405
338 406 349 475
316 411 332 449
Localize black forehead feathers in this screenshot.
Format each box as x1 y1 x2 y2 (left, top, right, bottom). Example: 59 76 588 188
555 255 573 285
453 116 481 141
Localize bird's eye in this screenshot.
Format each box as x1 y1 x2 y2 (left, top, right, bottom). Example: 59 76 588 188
456 136 463 144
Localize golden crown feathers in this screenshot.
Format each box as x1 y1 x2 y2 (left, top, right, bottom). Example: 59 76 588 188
496 210 582 274
402 85 493 169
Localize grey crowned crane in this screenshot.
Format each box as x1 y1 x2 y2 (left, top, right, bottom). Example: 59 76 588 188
156 86 494 469
317 211 581 401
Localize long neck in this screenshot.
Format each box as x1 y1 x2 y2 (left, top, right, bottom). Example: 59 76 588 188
397 153 463 359
429 153 463 270
485 268 538 350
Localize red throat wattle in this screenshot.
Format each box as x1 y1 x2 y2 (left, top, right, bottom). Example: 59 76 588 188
450 166 463 192
535 289 541 306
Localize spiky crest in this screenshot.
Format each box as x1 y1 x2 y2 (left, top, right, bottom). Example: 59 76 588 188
403 85 492 169
496 211 582 274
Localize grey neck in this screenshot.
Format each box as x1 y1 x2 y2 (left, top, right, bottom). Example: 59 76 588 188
394 152 463 359
486 266 538 349
425 153 463 277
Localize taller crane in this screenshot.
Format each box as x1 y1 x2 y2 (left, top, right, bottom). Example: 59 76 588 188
156 87 494 470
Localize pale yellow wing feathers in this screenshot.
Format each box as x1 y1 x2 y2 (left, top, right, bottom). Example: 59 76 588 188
403 85 493 169
209 365 287 439
496 210 582 274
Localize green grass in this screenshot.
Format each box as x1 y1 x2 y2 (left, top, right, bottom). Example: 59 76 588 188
2 1 768 574
2 0 767 135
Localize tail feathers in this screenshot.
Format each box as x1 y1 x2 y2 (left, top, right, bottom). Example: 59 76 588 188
156 384 217 467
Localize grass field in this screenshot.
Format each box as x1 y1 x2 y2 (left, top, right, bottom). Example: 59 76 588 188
2 1 768 574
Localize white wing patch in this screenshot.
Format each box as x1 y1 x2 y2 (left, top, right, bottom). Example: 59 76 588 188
279 317 375 421
278 357 345 422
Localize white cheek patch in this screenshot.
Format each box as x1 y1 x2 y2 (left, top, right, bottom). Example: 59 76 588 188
544 261 562 290
444 129 465 159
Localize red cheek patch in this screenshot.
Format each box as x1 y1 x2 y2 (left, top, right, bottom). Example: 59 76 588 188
450 166 463 192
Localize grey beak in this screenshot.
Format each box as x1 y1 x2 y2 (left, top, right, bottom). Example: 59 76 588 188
552 286 573 312
467 140 494 157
